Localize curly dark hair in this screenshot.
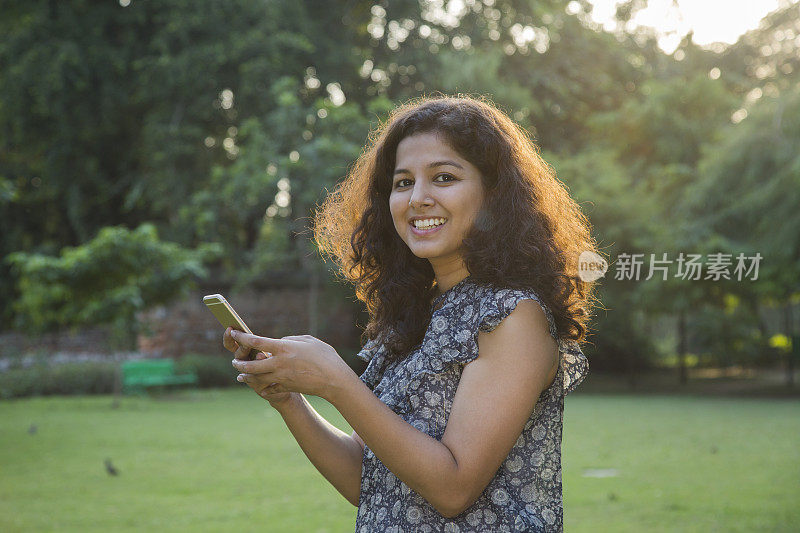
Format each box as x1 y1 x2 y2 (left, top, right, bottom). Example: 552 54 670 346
314 95 600 360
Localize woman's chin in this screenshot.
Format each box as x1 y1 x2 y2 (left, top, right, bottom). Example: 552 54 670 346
408 247 440 259
407 245 456 262
409 250 435 259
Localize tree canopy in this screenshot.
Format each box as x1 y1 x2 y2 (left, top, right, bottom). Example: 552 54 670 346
2 0 798 367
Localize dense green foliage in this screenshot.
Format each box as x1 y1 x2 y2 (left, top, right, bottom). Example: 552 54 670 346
8 224 219 346
1 0 799 370
174 353 240 389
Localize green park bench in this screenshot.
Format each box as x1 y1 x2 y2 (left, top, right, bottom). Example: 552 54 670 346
122 359 198 394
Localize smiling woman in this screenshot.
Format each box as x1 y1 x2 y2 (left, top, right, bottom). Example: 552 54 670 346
226 95 601 532
389 132 486 277
316 96 598 360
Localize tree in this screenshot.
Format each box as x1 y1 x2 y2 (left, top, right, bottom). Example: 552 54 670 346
0 0 319 322
685 87 800 383
8 224 219 348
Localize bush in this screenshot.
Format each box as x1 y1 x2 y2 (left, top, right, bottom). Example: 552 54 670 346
0 361 117 399
175 353 238 388
0 354 242 399
0 347 367 399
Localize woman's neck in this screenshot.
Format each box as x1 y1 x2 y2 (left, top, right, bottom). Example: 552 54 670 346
432 262 470 295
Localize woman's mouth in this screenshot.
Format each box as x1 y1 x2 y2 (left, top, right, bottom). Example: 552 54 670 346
410 217 447 235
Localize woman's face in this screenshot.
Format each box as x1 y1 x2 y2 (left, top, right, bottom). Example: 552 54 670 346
389 132 485 269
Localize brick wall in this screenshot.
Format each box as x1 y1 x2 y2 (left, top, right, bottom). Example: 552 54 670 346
137 288 363 359
2 287 364 361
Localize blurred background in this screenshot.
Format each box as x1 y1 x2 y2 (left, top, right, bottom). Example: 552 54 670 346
1 1 798 531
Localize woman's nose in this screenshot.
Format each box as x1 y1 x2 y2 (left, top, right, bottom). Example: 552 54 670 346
409 182 434 208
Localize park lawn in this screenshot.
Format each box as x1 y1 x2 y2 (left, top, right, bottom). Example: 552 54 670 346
0 389 356 533
0 390 798 532
563 395 800 532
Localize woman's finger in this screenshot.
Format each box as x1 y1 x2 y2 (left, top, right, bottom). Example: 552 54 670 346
234 344 251 360
232 356 277 376
223 327 238 352
230 330 286 354
237 373 282 394
236 373 268 384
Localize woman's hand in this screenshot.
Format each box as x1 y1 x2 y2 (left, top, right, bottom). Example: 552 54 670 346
223 327 292 406
227 329 354 403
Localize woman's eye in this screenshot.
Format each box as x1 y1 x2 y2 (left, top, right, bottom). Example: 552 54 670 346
394 174 455 188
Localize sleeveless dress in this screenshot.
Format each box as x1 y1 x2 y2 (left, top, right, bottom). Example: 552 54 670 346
354 277 588 532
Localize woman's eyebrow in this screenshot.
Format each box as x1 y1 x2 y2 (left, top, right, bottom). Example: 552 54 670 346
393 160 464 176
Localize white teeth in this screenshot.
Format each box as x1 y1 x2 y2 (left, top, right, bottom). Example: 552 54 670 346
413 217 446 229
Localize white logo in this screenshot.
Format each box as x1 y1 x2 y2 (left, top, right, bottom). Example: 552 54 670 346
578 251 608 282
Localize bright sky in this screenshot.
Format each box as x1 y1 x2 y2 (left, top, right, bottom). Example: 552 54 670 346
587 0 783 52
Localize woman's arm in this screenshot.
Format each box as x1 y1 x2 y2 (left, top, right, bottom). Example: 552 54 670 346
223 329 364 506
328 300 557 516
232 300 557 517
271 393 364 506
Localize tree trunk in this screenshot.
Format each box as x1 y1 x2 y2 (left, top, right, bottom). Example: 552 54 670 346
308 264 320 337
627 312 638 390
785 303 794 388
746 296 769 340
291 202 320 338
627 349 636 390
678 309 688 386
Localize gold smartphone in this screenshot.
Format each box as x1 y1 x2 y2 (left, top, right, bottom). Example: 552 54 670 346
203 294 258 360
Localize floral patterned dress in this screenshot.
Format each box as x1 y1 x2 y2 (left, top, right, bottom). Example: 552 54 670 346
354 277 588 532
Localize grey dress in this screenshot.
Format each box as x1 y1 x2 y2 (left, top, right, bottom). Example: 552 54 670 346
354 277 588 532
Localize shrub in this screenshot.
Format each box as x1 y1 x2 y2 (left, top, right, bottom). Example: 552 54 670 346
0 348 365 399
0 361 117 399
175 353 238 388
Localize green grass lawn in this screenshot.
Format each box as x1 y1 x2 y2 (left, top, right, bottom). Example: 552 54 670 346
1 389 798 532
563 395 800 532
